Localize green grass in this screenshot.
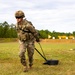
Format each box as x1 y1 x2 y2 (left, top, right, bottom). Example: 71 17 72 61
0 42 75 75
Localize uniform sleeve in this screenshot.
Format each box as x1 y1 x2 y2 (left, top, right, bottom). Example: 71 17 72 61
26 23 40 41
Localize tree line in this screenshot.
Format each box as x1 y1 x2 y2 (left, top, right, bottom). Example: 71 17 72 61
0 21 75 39
0 21 17 38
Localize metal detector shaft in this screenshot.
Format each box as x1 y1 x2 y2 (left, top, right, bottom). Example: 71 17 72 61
35 48 47 61
38 42 46 58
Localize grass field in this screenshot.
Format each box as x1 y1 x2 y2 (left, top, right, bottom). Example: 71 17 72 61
0 41 75 75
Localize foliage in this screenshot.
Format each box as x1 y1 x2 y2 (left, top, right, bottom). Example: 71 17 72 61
0 21 17 38
0 21 75 39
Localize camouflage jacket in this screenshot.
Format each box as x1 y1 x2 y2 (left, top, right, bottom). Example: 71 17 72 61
15 19 39 41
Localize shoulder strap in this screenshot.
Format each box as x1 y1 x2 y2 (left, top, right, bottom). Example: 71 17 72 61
24 19 34 26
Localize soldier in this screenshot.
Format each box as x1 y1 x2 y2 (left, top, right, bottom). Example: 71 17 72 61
15 10 40 72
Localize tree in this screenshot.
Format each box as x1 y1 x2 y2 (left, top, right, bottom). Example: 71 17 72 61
2 21 9 38
73 31 75 36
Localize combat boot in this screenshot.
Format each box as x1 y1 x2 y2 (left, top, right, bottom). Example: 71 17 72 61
29 63 33 69
23 66 28 72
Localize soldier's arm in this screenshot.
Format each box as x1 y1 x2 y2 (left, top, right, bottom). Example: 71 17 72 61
26 23 40 42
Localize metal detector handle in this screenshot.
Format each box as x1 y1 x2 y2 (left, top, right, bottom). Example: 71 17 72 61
38 42 46 58
35 48 47 61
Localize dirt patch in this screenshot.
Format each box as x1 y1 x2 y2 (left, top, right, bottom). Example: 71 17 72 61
41 39 75 43
0 38 75 43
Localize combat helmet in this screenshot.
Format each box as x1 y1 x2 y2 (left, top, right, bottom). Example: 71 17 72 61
15 10 25 18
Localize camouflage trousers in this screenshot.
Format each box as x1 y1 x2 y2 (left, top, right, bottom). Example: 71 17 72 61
18 40 34 67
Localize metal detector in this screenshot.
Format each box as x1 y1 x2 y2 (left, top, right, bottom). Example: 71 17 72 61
35 43 59 65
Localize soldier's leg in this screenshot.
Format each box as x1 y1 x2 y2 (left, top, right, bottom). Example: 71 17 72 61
19 42 28 72
27 42 34 68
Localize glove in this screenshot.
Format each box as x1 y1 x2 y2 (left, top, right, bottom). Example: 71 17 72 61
36 38 40 42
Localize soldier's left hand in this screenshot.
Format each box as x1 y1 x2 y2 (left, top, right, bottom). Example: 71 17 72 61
36 38 40 42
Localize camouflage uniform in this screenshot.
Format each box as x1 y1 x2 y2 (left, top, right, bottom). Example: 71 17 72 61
16 19 39 67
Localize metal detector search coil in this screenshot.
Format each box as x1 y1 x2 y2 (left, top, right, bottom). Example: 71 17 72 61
43 59 59 65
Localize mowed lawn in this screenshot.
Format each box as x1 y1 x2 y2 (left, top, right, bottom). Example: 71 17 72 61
0 42 75 75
